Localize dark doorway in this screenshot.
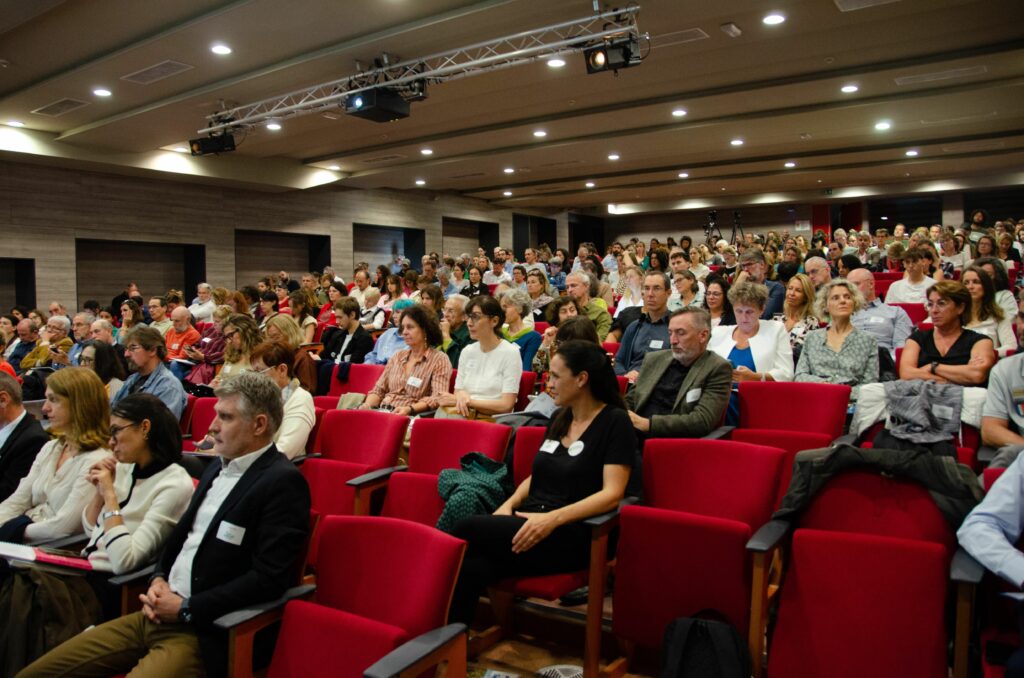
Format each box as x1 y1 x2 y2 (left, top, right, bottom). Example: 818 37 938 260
0 258 36 310
353 224 425 270
512 214 558 256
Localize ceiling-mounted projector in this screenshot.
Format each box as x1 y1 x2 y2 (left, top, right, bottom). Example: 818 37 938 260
343 88 410 122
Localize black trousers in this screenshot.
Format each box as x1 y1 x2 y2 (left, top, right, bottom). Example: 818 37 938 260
448 514 590 625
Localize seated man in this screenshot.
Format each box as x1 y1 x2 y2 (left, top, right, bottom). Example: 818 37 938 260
803 256 832 290
19 316 73 372
187 283 216 323
50 312 95 369
615 271 671 381
113 326 188 420
441 294 471 369
166 306 202 380
316 297 374 395
732 249 784 319
482 256 512 286
0 373 49 503
8 320 38 376
565 271 612 341
20 371 311 677
848 268 913 357
981 322 1024 467
147 297 173 337
884 246 935 304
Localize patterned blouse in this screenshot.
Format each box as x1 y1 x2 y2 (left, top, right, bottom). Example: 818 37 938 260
794 327 879 400
369 347 452 410
786 315 821 349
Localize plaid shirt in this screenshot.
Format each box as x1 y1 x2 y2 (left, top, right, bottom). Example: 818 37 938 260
370 347 452 410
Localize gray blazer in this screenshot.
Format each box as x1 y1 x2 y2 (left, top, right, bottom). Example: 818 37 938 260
625 349 733 438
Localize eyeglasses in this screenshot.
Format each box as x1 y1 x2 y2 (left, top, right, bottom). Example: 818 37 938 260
79 356 95 366
109 422 140 437
466 313 486 323
255 365 274 373
125 344 146 352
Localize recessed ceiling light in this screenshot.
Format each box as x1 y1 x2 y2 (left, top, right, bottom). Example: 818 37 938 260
585 181 596 188
817 179 823 183
420 148 433 156
721 187 727 191
546 58 566 68
173 146 189 153
415 179 426 186
905 149 919 157
841 84 859 94
503 167 515 174
672 108 688 117
211 43 232 55
784 161 796 168
93 88 112 97
678 172 689 178
265 119 282 131
503 190 513 197
881 216 889 220
730 138 744 146
762 13 786 25
327 165 341 171
874 120 892 131
6 120 25 127
533 130 547 138
607 153 620 161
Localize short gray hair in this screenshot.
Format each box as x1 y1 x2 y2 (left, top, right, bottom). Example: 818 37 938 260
198 282 212 292
47 316 71 333
92 319 114 333
502 289 532 317
567 271 598 297
214 371 284 436
447 294 469 311
74 312 96 326
814 278 866 319
670 306 711 332
728 281 770 310
0 372 22 406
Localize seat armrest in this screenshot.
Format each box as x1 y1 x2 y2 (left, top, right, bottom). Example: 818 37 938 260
977 445 997 465
831 432 859 446
213 584 317 630
703 425 734 440
347 465 408 488
363 623 466 678
108 563 157 586
35 533 88 550
290 453 321 466
747 519 792 553
950 547 985 585
583 497 638 529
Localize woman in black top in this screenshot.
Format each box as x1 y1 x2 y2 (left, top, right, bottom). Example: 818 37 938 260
899 280 994 386
449 340 636 624
463 266 490 297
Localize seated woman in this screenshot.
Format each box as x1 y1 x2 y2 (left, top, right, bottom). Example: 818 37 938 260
526 270 555 323
545 296 582 326
211 313 261 388
288 291 318 344
117 299 145 339
78 340 127 399
899 280 995 386
703 275 736 328
615 266 644 317
274 284 292 315
0 368 112 543
181 305 230 385
962 265 1015 356
448 340 635 624
501 289 543 370
418 284 446 321
379 275 407 311
437 296 521 420
795 278 879 399
782 273 820 352
264 314 318 393
974 256 1019 321
316 282 348 324
257 291 280 331
463 266 490 297
689 248 711 281
361 304 452 416
668 270 701 311
534 316 601 376
709 282 794 425
251 342 315 459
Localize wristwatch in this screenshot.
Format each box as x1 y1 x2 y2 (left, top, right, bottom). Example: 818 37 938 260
930 361 939 375
178 598 193 624
101 509 122 522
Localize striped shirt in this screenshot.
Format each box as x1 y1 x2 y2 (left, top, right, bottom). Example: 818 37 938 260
370 347 452 410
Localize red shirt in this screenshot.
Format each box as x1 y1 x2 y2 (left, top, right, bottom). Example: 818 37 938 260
165 326 201 360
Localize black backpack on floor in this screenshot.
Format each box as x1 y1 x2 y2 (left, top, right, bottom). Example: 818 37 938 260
660 614 751 678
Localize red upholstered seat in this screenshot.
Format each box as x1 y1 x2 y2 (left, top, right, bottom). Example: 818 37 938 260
179 394 197 434
267 515 465 678
512 426 547 484
616 375 629 395
729 429 833 504
534 321 549 334
305 407 325 455
300 458 373 566
892 302 929 326
516 371 537 412
766 530 948 678
326 362 385 397
314 409 408 468
984 467 1007 492
406 418 510 475
612 439 787 652
181 397 216 451
602 341 621 355
737 381 850 438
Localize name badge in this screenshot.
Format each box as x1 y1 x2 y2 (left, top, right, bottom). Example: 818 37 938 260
217 521 246 546
407 376 423 388
685 388 702 403
649 340 664 349
540 439 559 453
567 441 585 457
344 355 352 362
869 316 885 324
202 337 212 343
171 343 180 349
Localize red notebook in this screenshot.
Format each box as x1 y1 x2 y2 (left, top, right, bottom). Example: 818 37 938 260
0 541 93 571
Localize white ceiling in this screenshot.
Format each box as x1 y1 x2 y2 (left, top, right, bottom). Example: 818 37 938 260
1 0 1022 211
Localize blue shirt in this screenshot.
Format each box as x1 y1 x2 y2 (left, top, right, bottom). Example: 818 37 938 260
614 312 671 375
851 298 913 355
52 341 84 371
112 362 186 420
958 452 1024 587
364 328 408 365
725 346 755 426
549 271 566 292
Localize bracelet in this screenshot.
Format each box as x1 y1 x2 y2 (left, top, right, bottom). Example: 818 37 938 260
101 509 123 522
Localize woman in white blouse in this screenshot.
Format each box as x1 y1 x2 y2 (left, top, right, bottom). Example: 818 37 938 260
0 368 112 543
962 265 1016 356
708 282 794 425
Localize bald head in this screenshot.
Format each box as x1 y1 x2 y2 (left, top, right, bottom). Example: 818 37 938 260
846 268 875 302
171 306 193 331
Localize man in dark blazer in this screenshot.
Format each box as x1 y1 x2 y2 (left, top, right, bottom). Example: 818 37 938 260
0 373 49 503
625 307 732 439
21 371 311 678
316 296 375 395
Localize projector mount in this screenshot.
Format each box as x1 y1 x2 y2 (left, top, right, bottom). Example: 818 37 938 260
197 5 642 135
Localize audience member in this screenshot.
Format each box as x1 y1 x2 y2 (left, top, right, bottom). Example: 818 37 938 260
702 276 736 328
316 298 374 394
501 290 542 370
187 283 216 323
803 256 832 289
365 300 412 365
251 342 315 459
614 271 671 380
795 279 879 399
211 314 261 388
9 320 39 375
118 299 146 338
974 256 1019 322
848 268 913 357
19 315 73 371
0 315 17 359
483 258 512 286
288 291 318 344
526 270 555 323
0 336 15 380
733 249 784 319
980 323 1024 458
668 270 701 311
113 326 187 420
20 371 311 676
962 264 1016 356
78 339 127 398
464 266 490 297
0 368 111 543
361 304 452 416
0 373 49 503
359 288 385 329
257 291 280 331
884 247 936 304
533 316 600 376
438 296 521 420
263 314 317 393
781 273 820 352
165 307 202 380
441 294 471 371
51 312 95 369
565 272 611 341
180 305 230 385
448 340 635 624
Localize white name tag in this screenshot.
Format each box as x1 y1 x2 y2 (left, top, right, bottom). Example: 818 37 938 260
171 343 180 349
685 388 702 403
869 316 885 324
540 439 559 453
407 376 423 388
216 521 245 546
932 404 954 420
567 441 585 457
202 337 212 343
649 340 664 349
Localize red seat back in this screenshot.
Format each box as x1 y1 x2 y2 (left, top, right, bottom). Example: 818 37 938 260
892 302 928 326
316 409 408 469
534 321 549 335
180 394 197 434
183 397 217 451
738 382 850 438
516 371 537 412
616 375 629 395
602 341 621 355
512 426 548 486
407 419 510 475
300 458 372 566
729 429 833 506
327 363 385 397
984 467 1007 492
380 472 446 525
306 407 325 455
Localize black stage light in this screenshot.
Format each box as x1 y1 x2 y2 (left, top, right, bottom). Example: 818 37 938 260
189 133 236 156
343 88 410 122
583 36 640 74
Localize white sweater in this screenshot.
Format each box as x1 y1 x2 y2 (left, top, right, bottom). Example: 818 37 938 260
0 440 111 543
82 462 194 574
276 380 315 459
708 320 795 382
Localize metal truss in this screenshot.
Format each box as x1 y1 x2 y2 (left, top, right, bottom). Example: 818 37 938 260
198 5 642 135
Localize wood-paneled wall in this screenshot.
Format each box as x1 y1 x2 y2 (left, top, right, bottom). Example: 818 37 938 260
234 231 312 289
0 159 565 309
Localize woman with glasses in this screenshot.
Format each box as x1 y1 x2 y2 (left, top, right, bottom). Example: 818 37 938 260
78 340 127 398
437 296 521 420
211 314 261 388
702 275 736 328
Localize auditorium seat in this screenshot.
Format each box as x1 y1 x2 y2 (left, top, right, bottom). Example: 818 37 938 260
601 341 621 355
179 394 197 435
515 371 537 411
534 321 549 334
891 302 928 326
181 397 217 452
326 363 385 397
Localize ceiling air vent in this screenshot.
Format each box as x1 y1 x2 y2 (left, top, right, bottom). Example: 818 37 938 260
651 28 710 49
31 97 89 117
361 154 407 164
895 66 987 86
941 140 1006 154
121 60 194 85
833 0 900 11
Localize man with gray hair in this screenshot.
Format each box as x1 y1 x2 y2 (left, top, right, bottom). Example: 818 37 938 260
565 271 612 340
113 325 187 419
55 312 96 368
803 256 833 290
187 282 216 323
0 372 48 502
23 371 311 676
442 293 471 369
19 315 73 371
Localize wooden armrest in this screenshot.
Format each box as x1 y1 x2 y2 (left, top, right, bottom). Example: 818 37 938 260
363 623 467 678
